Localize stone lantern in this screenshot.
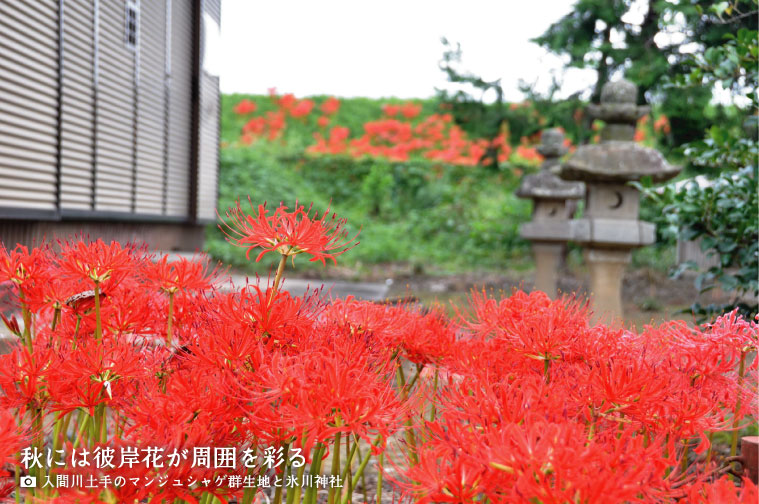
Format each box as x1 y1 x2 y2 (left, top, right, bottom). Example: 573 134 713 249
517 128 584 298
560 79 680 320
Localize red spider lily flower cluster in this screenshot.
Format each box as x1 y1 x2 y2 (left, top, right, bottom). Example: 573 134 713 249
217 198 360 265
235 94 531 166
654 114 671 134
320 96 340 116
0 205 757 503
233 98 257 115
308 113 515 165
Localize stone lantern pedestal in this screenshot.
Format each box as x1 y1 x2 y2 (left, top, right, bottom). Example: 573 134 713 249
517 128 584 298
561 80 680 321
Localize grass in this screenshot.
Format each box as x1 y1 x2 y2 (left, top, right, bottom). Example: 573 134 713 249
207 94 535 276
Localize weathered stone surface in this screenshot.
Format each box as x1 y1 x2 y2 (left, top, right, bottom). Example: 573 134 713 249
570 219 655 247
517 170 585 199
561 142 680 183
517 128 584 200
536 128 568 158
585 248 632 323
584 184 640 220
586 80 649 142
601 79 637 104
517 128 585 299
520 220 576 242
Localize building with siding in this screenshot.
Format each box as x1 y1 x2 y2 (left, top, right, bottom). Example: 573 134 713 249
0 0 220 251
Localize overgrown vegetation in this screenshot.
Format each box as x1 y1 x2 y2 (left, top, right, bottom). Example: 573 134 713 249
209 96 534 275
638 10 758 321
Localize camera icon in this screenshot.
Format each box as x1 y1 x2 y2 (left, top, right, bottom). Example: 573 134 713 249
19 475 36 488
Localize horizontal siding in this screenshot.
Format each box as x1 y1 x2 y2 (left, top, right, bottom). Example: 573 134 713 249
93 0 135 212
135 0 167 214
60 0 95 210
165 0 192 217
197 72 219 220
0 0 218 223
0 0 58 211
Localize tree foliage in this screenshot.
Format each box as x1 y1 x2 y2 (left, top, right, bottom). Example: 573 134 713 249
533 0 758 145
638 3 758 321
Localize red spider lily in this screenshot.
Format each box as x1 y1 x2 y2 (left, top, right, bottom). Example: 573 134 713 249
233 98 257 115
400 103 422 119
255 340 404 456
218 198 359 265
382 104 399 117
654 114 671 134
278 93 296 110
57 239 141 287
398 307 456 365
316 115 330 128
46 336 148 416
144 255 221 295
242 116 266 136
319 297 411 358
320 96 340 115
0 409 25 475
0 243 54 302
683 474 758 503
461 290 589 362
0 343 54 414
215 283 317 348
2 237 758 504
289 99 314 118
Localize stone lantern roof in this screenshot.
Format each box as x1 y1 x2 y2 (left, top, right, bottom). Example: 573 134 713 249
561 142 680 183
561 79 679 185
516 128 585 200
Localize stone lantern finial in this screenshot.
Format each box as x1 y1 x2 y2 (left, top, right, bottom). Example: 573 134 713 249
587 79 650 142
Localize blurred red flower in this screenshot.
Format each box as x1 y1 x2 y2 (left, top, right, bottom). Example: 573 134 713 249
290 99 315 118
400 103 422 119
320 96 341 115
233 99 256 115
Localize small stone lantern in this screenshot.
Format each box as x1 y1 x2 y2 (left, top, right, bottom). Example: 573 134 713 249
560 79 680 320
517 128 584 298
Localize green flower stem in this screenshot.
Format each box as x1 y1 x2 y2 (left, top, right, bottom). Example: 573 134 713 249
273 443 289 504
328 432 341 504
167 291 175 347
73 315 81 342
395 364 418 465
376 452 383 504
19 293 32 353
94 282 102 341
404 363 424 393
72 411 90 450
730 351 746 458
51 305 61 331
344 435 352 502
304 443 326 504
353 436 367 496
288 461 308 504
338 437 358 485
340 436 381 504
14 462 20 504
429 368 438 422
272 254 288 296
